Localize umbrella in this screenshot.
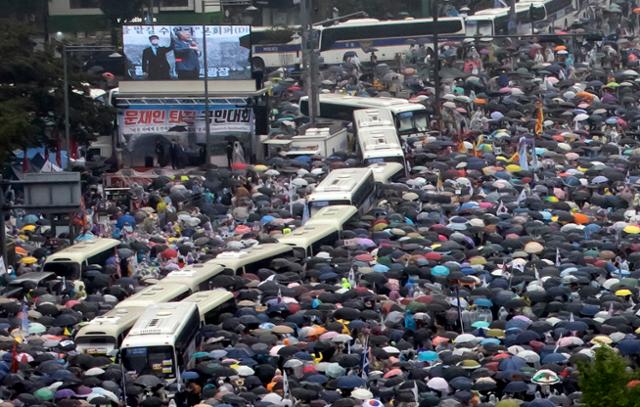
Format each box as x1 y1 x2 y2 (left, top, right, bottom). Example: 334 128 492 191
134 375 163 388
336 375 366 389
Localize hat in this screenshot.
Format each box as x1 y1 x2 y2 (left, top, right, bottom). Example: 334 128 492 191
149 34 159 40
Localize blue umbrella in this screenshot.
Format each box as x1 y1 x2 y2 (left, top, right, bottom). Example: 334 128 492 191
504 381 529 393
182 371 199 381
336 375 366 389
499 356 526 372
305 374 329 384
116 214 136 229
618 339 640 355
541 352 567 364
528 399 556 407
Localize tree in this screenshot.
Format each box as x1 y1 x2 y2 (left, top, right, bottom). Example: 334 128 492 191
99 0 146 46
0 20 114 163
578 347 640 407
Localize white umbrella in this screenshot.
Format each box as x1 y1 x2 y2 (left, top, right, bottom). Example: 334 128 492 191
574 113 589 122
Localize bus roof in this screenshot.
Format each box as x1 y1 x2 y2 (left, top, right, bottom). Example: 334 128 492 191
122 302 198 346
162 263 225 291
182 289 234 319
305 205 358 230
277 223 338 250
360 128 402 151
314 168 373 194
353 108 395 129
76 306 145 338
369 162 405 183
44 238 120 264
115 281 191 309
207 243 292 272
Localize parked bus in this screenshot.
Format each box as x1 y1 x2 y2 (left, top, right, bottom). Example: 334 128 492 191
161 263 225 292
277 223 340 258
207 243 293 275
121 302 200 384
115 281 192 310
465 4 547 37
75 306 145 356
354 108 407 170
248 26 301 70
300 94 428 139
43 238 120 281
519 0 574 30
369 162 405 183
307 167 376 215
181 289 234 324
305 204 358 235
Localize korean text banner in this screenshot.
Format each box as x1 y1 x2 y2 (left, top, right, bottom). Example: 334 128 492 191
123 25 251 81
119 106 254 135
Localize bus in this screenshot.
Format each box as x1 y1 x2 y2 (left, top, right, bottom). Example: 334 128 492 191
318 17 466 62
121 302 200 384
519 0 575 30
249 17 466 70
307 167 376 215
207 243 293 275
465 4 547 37
369 162 405 183
75 306 145 356
43 238 120 281
181 289 234 324
115 281 192 310
160 263 225 292
300 94 428 139
305 205 358 237
277 223 340 258
353 108 407 170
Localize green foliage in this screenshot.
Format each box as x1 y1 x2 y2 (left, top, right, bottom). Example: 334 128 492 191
331 0 422 19
98 0 146 24
0 20 114 162
578 347 640 407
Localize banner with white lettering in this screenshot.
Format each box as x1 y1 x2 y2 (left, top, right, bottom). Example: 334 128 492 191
119 106 253 135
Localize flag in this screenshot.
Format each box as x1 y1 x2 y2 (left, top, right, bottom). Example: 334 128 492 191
534 265 541 282
518 138 529 171
282 369 290 399
413 380 420 403
302 199 310 224
22 147 29 173
496 201 508 216
361 336 370 380
348 267 356 287
288 177 294 215
530 142 539 170
555 248 561 267
20 302 29 333
0 258 6 275
516 188 528 206
535 100 544 136
436 173 444 192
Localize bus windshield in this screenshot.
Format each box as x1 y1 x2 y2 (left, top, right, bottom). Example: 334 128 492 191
122 346 176 379
42 262 81 280
466 20 494 37
397 111 428 133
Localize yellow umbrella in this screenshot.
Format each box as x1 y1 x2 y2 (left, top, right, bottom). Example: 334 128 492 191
254 164 268 172
624 225 640 234
20 256 37 265
21 225 36 232
615 289 633 297
505 164 522 173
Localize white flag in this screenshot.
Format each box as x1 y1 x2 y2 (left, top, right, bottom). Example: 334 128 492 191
0 258 6 275
516 188 528 206
555 248 561 267
497 201 508 216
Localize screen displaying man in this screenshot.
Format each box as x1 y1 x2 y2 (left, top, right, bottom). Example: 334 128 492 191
172 28 200 80
141 34 172 80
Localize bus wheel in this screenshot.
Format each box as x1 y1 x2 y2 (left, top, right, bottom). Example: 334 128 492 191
252 57 266 71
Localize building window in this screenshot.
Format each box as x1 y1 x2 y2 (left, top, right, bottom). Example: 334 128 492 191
69 0 100 8
159 0 190 7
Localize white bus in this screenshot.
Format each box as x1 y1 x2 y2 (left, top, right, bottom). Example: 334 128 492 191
121 302 200 383
369 162 405 183
43 238 120 280
181 289 234 324
75 306 145 356
207 243 293 275
115 281 192 310
160 263 225 292
305 205 358 237
300 94 428 139
250 17 466 70
353 108 407 170
465 4 547 37
307 167 376 215
277 223 340 258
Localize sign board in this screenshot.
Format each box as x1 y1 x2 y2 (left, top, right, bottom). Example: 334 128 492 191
119 106 253 135
122 25 251 81
21 172 81 211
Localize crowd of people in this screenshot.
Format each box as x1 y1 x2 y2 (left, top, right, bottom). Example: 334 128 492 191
6 2 640 407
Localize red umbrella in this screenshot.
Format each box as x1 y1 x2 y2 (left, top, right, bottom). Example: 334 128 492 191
161 248 178 259
231 162 248 170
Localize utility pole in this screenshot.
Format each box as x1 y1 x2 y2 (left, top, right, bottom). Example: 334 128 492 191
0 177 6 271
509 0 517 34
300 0 319 124
431 1 441 127
202 15 212 167
63 46 70 168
